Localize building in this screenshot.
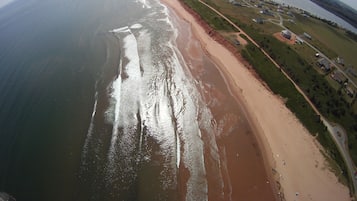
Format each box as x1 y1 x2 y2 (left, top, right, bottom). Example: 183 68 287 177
317 58 331 71
295 36 304 44
345 86 355 98
330 71 346 84
260 9 274 16
253 18 264 24
301 11 310 18
287 11 294 17
336 57 345 66
303 32 312 40
255 3 263 8
281 30 292 40
229 0 241 6
347 68 357 78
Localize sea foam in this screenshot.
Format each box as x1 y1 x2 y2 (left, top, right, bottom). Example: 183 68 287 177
106 26 143 183
110 26 129 33
136 0 151 9
130 24 143 29
81 87 98 165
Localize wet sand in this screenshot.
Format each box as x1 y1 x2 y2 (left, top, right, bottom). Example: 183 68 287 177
161 0 351 201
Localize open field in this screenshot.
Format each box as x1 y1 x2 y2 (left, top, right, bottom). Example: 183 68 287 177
287 13 357 71
209 0 282 35
286 21 337 59
180 0 235 31
292 43 326 74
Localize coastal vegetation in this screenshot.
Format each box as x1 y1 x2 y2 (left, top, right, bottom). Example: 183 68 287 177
180 0 235 31
254 34 356 138
179 0 355 186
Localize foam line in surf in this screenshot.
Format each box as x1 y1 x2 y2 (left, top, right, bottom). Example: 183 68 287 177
136 0 151 8
104 7 214 198
108 74 122 160
122 32 141 80
158 1 175 29
107 54 124 163
110 26 130 33
176 132 180 168
81 86 98 163
91 93 98 118
130 24 143 29
107 25 142 163
165 37 209 200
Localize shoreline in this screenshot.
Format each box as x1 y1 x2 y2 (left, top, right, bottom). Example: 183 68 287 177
160 0 351 200
171 7 276 200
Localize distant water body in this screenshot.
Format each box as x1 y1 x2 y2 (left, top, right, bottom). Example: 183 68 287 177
272 0 357 33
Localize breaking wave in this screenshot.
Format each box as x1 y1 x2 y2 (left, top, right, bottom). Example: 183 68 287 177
81 82 98 166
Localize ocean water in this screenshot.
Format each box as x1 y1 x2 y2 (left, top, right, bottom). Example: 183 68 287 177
0 0 211 200
0 0 275 200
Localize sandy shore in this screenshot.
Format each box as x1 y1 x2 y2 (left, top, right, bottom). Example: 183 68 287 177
160 0 351 200
172 8 276 200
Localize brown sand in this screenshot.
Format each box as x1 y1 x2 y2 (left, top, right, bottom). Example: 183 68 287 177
160 0 351 201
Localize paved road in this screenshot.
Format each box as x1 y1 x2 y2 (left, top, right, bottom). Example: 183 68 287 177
197 0 357 196
323 117 357 194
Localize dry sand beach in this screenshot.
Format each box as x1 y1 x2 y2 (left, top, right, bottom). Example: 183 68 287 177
161 0 351 200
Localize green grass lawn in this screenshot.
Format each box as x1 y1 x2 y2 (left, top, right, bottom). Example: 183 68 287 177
292 43 325 73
